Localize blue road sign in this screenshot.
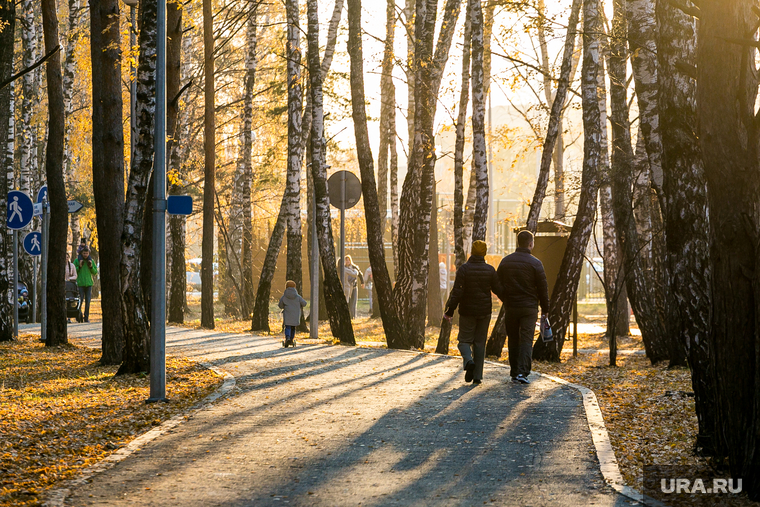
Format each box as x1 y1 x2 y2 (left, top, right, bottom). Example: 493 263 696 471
167 195 193 215
23 231 42 256
6 191 33 230
36 185 48 204
67 200 84 213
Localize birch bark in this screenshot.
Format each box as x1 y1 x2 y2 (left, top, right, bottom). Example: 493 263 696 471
657 0 715 454
345 0 403 345
532 0 602 362
525 0 581 232
308 0 355 344
0 0 14 341
118 0 157 373
469 0 488 242
453 8 471 269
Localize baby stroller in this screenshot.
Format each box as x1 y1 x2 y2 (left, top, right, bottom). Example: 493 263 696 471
17 282 31 324
65 281 81 321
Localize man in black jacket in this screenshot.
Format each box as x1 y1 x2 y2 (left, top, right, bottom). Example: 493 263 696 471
497 230 549 384
444 240 503 385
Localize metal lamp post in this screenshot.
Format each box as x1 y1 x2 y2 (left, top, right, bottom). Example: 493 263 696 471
123 0 167 401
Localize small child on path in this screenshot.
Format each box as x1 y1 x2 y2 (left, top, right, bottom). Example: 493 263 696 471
279 280 307 347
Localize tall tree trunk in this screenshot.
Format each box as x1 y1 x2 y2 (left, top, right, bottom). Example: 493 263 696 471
525 0 582 232
251 207 286 332
20 0 39 196
606 0 671 365
377 0 394 237
201 0 215 329
240 2 257 319
532 0 602 362
697 0 760 489
656 0 716 456
627 0 663 198
453 9 471 269
168 13 191 325
394 0 462 348
307 0 355 344
285 0 303 311
0 0 15 342
90 0 125 363
63 0 82 188
469 0 488 242
345 0 403 346
118 0 157 374
596 34 628 361
427 180 442 326
41 0 68 347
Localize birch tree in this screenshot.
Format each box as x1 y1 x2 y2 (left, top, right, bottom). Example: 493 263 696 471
0 0 15 342
532 0 602 362
525 0 581 232
656 0 715 455
452 8 471 269
119 0 158 374
90 0 125 364
307 0 355 344
469 0 488 241
377 0 395 237
345 0 403 346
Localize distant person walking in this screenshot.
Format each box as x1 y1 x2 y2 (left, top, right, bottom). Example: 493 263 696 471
65 257 77 282
279 280 307 347
340 255 363 318
444 241 503 385
363 265 374 313
439 261 448 303
75 247 98 322
497 230 549 384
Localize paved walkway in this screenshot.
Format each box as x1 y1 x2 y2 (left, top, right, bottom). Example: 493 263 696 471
23 323 634 506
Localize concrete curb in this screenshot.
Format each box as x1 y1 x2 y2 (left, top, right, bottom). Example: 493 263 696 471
42 363 236 507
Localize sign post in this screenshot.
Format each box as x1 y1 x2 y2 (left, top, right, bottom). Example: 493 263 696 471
327 171 362 305
41 201 49 343
7 190 34 338
24 231 42 325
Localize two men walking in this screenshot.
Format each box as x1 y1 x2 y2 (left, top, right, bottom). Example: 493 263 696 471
444 230 549 385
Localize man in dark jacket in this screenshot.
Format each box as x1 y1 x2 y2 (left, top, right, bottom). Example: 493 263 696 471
497 230 549 384
444 240 503 385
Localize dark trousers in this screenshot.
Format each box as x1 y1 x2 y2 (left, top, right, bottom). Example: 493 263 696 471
284 325 296 341
78 286 92 321
457 314 490 381
505 307 538 378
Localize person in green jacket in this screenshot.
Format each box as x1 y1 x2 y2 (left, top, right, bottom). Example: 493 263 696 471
75 247 98 322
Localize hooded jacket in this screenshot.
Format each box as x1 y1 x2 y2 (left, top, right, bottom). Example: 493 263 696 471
279 287 307 326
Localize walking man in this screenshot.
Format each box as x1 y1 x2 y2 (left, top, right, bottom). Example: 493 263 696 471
444 240 503 385
497 230 549 384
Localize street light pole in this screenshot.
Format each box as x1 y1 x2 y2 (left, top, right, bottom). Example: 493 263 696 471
149 0 167 402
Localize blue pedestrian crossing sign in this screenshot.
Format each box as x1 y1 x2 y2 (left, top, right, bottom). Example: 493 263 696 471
6 190 33 230
36 185 48 204
23 231 42 256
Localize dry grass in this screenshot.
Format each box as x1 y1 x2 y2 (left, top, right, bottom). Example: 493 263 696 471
0 334 222 507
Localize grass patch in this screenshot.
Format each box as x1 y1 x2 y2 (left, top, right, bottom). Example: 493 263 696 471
0 334 222 507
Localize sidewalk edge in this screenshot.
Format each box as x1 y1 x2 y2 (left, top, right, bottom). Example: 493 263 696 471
42 362 236 507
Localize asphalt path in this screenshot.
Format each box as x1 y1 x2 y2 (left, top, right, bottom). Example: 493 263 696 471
21 323 636 507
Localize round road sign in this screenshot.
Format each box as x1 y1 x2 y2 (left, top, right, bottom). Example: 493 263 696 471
327 171 362 210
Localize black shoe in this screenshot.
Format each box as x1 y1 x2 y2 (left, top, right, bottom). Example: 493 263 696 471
516 374 530 384
472 379 482 385
511 377 520 384
464 361 475 382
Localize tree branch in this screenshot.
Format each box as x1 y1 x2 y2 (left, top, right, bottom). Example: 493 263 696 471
0 44 61 90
